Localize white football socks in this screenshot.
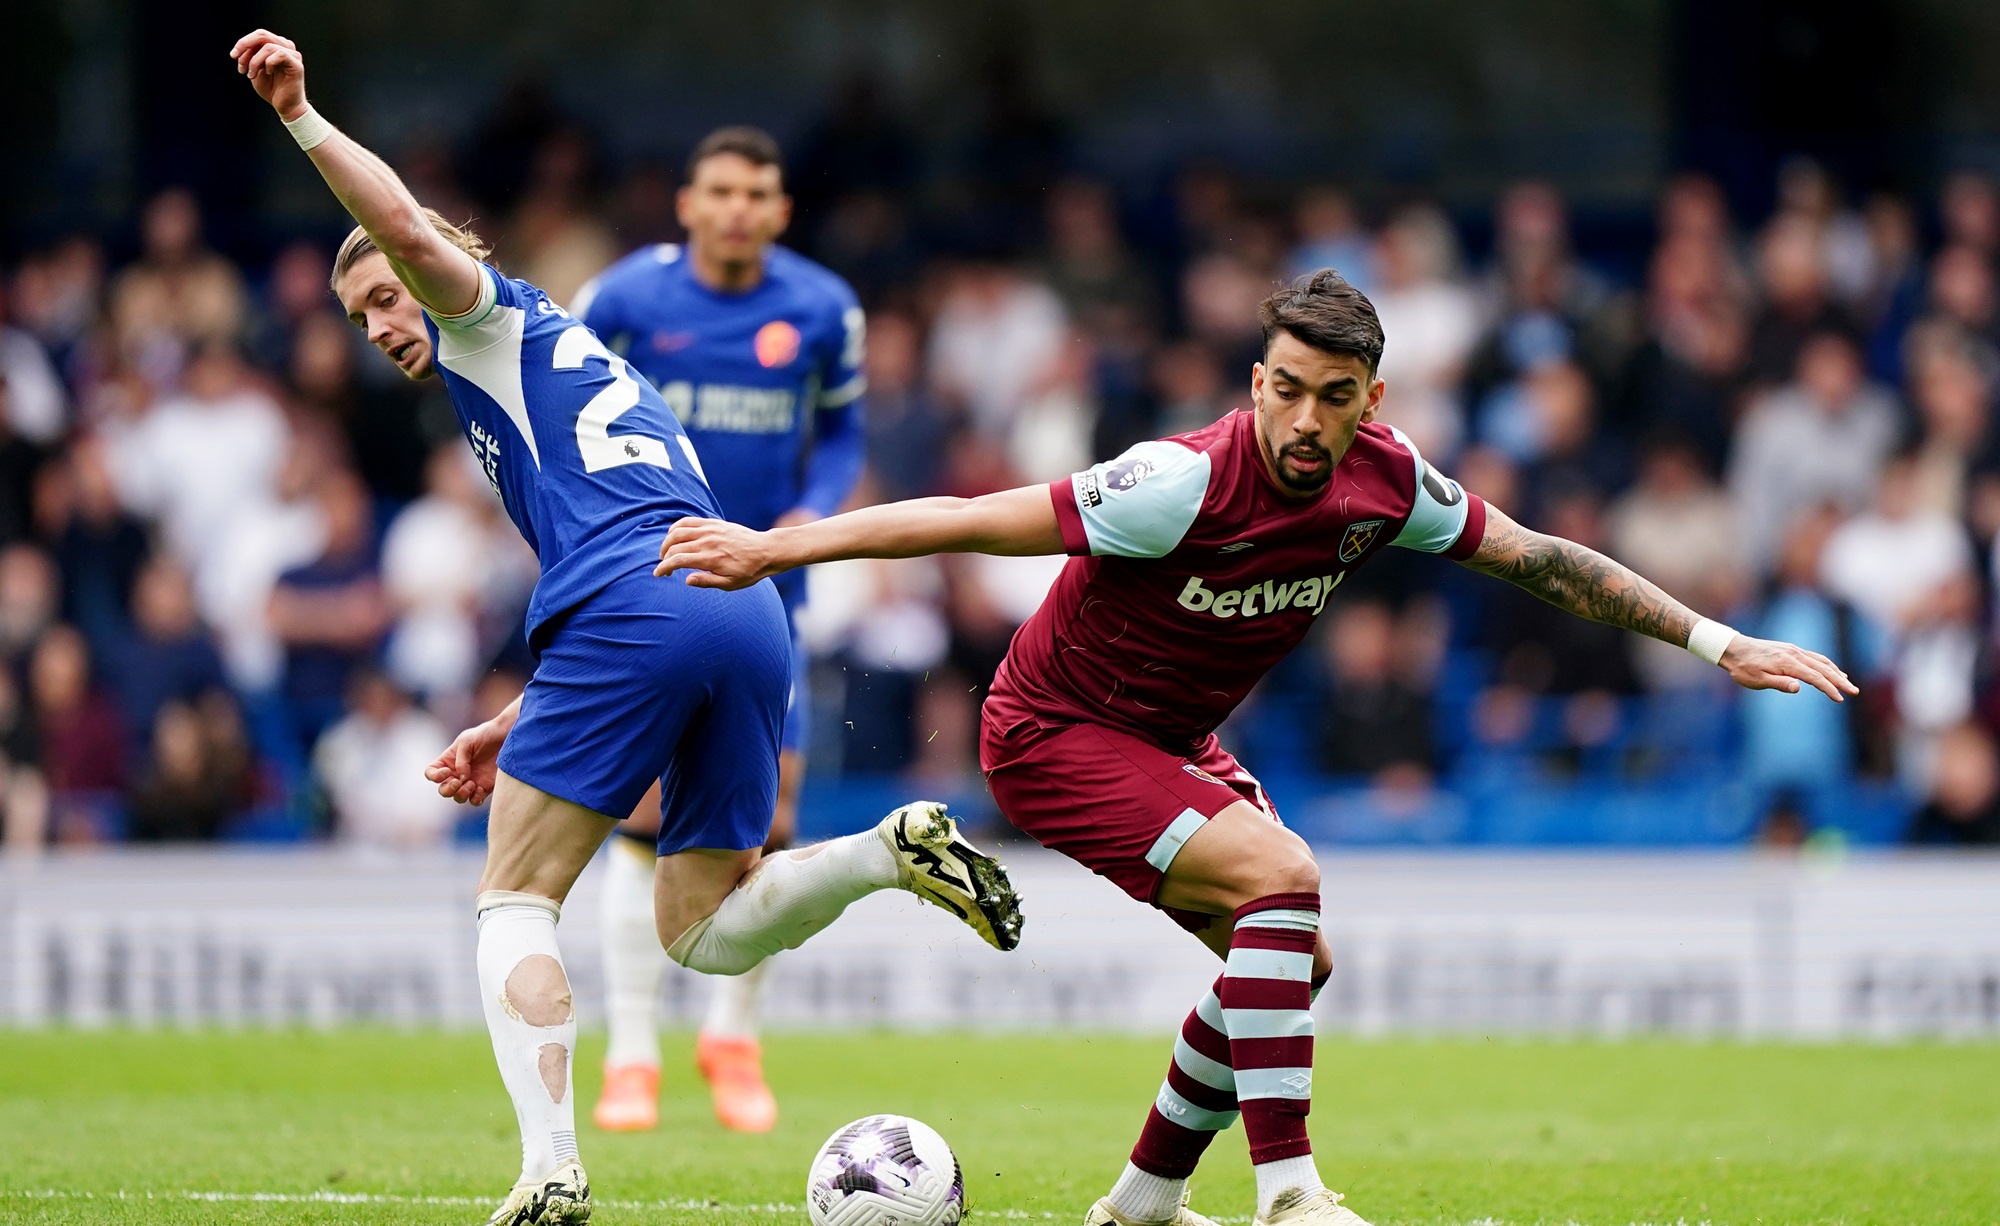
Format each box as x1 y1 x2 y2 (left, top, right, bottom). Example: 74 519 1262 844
475 893 580 1184
1107 1161 1186 1223
702 956 772 1038
1254 1155 1325 1218
600 838 668 1069
668 831 899 975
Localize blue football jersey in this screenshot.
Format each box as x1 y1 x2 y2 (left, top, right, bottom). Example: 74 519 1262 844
423 263 723 641
571 244 866 604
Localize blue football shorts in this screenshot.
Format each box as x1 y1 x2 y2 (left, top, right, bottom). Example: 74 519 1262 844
497 564 790 855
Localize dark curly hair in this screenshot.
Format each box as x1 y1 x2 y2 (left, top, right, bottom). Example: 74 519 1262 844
1258 268 1385 373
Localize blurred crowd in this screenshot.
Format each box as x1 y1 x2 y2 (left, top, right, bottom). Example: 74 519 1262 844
4 93 2000 849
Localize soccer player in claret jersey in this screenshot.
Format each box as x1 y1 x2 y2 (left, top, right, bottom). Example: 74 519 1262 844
658 271 1858 1226
568 127 867 1135
229 31 1021 1226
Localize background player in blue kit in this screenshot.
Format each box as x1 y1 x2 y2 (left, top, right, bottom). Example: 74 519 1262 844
571 127 866 1136
231 30 1022 1226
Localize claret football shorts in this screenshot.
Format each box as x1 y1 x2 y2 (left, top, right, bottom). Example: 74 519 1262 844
980 711 1282 932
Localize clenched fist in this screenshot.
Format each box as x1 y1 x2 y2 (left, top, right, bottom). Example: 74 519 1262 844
230 29 309 121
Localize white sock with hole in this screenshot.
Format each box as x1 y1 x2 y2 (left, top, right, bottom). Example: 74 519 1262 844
1107 1162 1185 1222
702 956 772 1038
669 832 899 975
600 838 667 1068
1254 1155 1324 1218
476 898 580 1184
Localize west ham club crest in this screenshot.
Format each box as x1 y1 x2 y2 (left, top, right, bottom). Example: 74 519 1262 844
1339 518 1386 563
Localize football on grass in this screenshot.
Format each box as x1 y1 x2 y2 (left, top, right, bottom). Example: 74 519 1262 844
806 1113 965 1226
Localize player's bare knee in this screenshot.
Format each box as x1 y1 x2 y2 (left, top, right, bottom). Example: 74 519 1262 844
1197 852 1319 915
656 909 695 956
501 953 573 1027
1267 854 1321 899
1243 841 1319 901
654 886 723 954
1312 935 1334 981
662 913 760 975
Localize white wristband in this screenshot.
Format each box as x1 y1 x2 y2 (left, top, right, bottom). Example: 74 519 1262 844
1686 617 1737 666
283 106 334 152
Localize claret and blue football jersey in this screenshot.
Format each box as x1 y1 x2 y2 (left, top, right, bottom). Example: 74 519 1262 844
571 243 866 608
987 412 1487 752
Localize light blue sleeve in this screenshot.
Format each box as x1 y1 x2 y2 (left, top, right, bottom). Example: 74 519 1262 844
1072 440 1213 558
1387 425 1473 554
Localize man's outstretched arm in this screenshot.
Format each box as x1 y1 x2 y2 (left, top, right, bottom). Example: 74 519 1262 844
1460 503 1858 702
229 30 481 316
656 485 1063 586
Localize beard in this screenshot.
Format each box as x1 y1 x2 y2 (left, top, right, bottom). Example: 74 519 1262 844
1263 431 1336 493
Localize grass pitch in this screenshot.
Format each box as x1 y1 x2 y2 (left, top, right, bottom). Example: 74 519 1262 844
1 1030 1995 1225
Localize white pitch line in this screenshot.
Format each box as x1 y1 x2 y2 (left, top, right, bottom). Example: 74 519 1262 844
0 1191 1721 1226
10 1190 795 1212
1 1190 1214 1220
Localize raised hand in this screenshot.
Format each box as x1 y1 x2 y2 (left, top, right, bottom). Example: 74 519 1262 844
424 716 510 806
654 517 778 589
1720 636 1860 703
229 29 307 120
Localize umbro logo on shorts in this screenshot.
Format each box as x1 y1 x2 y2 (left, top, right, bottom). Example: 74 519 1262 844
1219 541 1255 553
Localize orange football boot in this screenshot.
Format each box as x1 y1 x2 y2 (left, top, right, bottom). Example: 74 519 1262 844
695 1033 777 1133
592 1062 660 1132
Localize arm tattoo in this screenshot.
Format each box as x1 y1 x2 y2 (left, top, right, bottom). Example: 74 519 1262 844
1464 515 1696 646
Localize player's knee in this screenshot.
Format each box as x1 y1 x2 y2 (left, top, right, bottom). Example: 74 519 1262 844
655 886 716 956
1224 819 1320 898
1255 850 1321 901
661 911 760 976
1199 847 1319 915
501 953 573 1027
657 909 701 963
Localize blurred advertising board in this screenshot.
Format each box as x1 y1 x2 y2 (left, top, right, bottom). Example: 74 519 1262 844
3 848 1995 1038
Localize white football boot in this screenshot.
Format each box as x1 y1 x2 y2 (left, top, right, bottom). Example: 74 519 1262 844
876 801 1025 951
483 1161 590 1225
1083 1188 1221 1226
1252 1187 1372 1226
